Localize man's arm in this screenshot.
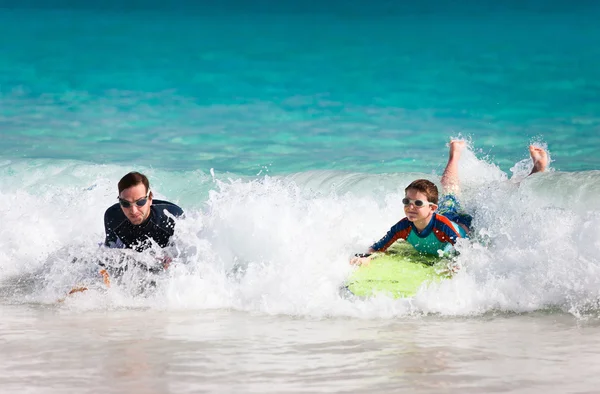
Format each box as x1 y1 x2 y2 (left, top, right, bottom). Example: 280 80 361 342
103 209 120 248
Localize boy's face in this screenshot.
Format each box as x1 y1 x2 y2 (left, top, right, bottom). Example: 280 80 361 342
403 189 437 224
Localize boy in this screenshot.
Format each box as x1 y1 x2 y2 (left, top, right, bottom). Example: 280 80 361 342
351 141 548 264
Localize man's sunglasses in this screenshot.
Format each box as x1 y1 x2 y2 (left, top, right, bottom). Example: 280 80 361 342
402 198 434 207
118 194 149 208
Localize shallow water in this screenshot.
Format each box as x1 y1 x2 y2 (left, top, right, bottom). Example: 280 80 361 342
2 305 599 393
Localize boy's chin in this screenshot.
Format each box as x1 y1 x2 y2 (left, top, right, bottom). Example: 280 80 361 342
406 214 428 222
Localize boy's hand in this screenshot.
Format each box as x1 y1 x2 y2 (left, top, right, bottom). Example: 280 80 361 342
435 260 461 277
350 255 372 266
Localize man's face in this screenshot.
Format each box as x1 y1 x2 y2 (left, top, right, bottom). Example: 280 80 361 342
119 183 152 225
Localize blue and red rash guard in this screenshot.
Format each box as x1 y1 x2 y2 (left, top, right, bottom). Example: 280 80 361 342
370 213 468 256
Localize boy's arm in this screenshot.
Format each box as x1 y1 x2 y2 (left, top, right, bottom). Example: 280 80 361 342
432 218 466 258
350 219 411 265
370 219 411 252
440 242 457 257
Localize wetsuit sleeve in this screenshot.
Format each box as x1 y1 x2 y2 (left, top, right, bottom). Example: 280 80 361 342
430 214 467 257
167 204 184 218
370 219 412 252
103 209 118 248
150 201 184 249
441 242 455 255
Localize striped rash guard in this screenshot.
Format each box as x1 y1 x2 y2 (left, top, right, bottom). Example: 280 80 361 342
370 213 468 256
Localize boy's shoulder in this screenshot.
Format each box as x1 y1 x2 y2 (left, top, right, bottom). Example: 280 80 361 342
390 217 411 230
433 213 468 238
433 212 457 227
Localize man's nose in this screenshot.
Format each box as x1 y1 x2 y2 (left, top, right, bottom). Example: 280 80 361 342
126 204 140 213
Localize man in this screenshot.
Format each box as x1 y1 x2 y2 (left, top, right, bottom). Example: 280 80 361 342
104 172 184 252
63 172 184 296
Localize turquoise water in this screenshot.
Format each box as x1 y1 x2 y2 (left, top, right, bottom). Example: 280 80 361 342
2 3 600 392
2 5 599 173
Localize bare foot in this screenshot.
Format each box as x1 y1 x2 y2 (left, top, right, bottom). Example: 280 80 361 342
448 140 467 160
441 140 467 194
529 146 548 174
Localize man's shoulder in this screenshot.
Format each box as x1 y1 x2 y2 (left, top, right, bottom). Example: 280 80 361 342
151 200 184 217
104 203 125 220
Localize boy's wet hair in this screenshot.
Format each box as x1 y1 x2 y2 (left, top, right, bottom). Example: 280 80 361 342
405 179 439 204
118 172 152 198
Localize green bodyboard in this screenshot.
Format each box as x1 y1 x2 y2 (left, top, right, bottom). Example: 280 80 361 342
346 242 449 298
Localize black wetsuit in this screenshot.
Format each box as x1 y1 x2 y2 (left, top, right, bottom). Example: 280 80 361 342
103 200 184 252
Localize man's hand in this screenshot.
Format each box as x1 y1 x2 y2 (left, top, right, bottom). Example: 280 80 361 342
161 256 172 270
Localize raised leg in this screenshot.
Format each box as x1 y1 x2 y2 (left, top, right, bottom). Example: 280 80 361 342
441 140 467 195
528 146 548 175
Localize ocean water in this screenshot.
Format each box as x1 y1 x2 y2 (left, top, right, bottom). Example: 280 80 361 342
1 1 600 393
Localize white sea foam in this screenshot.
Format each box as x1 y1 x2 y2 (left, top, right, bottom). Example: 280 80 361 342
1 147 599 317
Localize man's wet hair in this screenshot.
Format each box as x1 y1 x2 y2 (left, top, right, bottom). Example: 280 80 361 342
118 172 151 197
